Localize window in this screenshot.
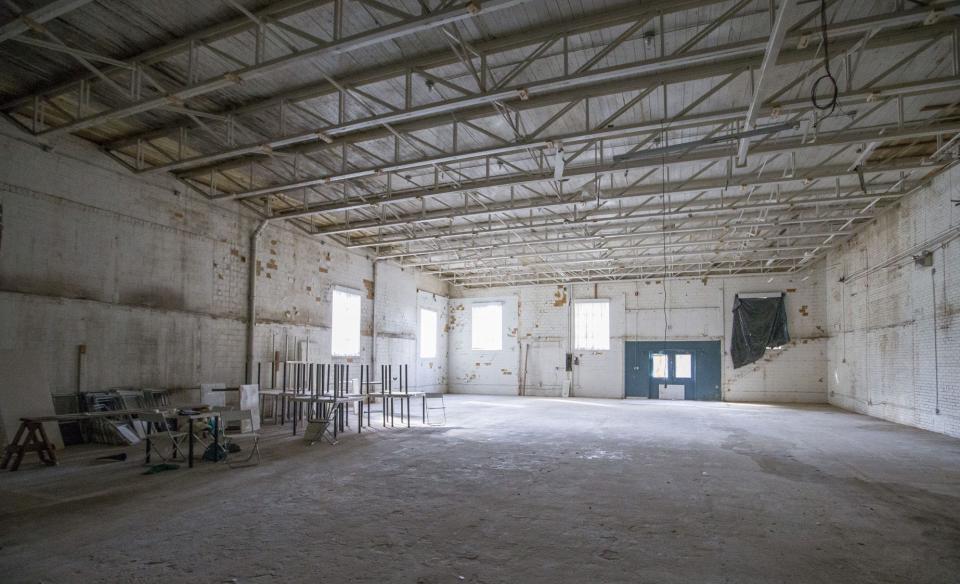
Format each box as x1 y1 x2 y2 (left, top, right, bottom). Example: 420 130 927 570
471 303 502 351
331 289 361 356
675 353 692 378
419 308 438 359
574 299 610 350
651 354 669 378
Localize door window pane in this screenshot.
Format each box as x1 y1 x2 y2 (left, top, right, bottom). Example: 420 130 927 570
675 353 692 378
651 353 668 378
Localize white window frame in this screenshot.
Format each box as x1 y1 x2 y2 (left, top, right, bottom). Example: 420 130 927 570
419 307 438 359
573 299 610 351
471 302 503 351
331 287 362 357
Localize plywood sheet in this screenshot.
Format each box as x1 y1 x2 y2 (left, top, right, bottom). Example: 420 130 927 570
659 384 686 400
0 350 64 449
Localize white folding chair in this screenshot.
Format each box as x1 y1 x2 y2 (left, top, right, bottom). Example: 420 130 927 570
425 393 446 426
140 411 188 463
218 409 262 467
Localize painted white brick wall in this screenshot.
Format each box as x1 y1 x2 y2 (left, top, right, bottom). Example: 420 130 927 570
450 264 827 402
416 289 449 392
0 124 447 444
447 295 520 394
826 166 960 438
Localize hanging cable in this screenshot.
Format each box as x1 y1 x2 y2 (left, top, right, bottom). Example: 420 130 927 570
660 132 669 342
811 0 839 125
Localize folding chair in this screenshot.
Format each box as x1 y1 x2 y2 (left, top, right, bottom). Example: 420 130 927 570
142 388 170 409
141 412 188 464
303 401 338 446
425 393 446 426
218 409 262 467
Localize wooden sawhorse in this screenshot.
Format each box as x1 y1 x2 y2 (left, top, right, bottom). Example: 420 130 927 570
1 418 58 471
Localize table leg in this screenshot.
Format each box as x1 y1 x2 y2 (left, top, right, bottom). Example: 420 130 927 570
35 424 57 465
213 416 220 463
188 419 195 468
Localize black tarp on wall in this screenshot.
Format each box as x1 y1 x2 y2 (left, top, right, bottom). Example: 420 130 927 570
731 293 790 368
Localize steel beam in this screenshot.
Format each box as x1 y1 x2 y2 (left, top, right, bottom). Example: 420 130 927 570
453 266 799 288
33 0 534 138
737 0 797 165
103 0 733 153
377 225 856 261
267 120 954 223
148 5 957 176
443 253 812 281
9 35 137 69
0 0 95 43
315 176 909 237
0 0 336 110
435 245 828 276
345 205 878 249
406 241 830 271
446 260 800 287
215 74 959 201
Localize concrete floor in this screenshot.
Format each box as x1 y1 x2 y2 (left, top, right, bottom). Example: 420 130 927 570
1 395 958 583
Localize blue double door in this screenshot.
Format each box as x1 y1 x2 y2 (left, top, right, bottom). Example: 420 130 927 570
624 341 722 400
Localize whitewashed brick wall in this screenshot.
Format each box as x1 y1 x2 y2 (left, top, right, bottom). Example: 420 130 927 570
0 123 447 444
826 166 960 438
450 264 827 402
447 295 520 394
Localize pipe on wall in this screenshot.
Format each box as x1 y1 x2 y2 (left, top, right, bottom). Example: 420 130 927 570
246 220 268 383
371 260 378 371
567 282 575 398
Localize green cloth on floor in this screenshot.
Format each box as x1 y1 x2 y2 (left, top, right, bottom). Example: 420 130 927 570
142 463 180 474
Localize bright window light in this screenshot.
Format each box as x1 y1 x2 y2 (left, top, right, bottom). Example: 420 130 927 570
675 353 692 379
419 308 438 359
651 354 668 378
331 289 361 356
574 300 610 350
471 303 502 351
